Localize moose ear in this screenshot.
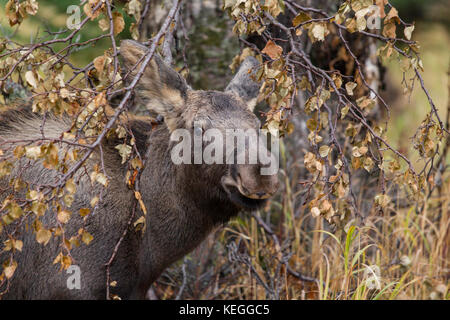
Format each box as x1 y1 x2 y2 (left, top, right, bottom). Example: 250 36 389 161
120 40 189 131
225 56 261 112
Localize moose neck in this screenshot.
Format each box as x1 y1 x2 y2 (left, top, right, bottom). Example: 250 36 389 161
132 127 239 289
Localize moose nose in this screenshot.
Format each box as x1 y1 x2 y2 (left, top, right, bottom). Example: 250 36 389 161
256 191 267 198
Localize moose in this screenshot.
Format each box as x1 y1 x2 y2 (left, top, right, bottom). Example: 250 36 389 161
0 40 279 299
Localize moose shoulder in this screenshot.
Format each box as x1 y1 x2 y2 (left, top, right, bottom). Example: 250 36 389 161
0 40 279 299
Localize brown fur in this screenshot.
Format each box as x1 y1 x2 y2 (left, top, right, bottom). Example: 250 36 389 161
0 41 278 299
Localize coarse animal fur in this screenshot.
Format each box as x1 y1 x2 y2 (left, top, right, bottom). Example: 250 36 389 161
0 40 279 299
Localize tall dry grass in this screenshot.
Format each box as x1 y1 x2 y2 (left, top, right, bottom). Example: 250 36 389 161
152 148 449 300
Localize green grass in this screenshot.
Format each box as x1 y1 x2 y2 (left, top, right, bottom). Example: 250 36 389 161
385 22 449 167
0 0 133 66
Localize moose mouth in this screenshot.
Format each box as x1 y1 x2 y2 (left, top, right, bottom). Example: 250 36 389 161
221 176 268 210
227 187 267 210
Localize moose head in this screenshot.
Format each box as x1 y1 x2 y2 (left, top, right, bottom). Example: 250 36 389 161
120 40 279 212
